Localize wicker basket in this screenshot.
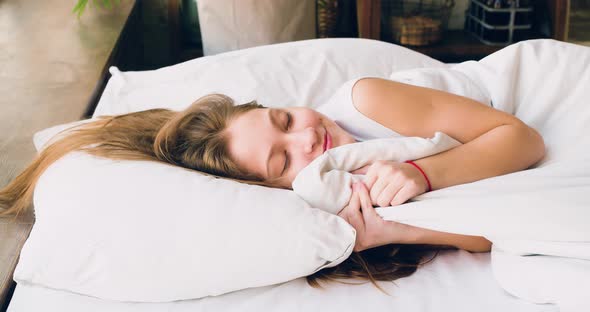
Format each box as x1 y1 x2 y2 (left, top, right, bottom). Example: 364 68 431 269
383 0 455 46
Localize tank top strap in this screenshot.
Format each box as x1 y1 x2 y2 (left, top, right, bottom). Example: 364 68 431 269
316 78 403 142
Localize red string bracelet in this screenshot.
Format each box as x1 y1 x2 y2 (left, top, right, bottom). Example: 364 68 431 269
405 160 432 192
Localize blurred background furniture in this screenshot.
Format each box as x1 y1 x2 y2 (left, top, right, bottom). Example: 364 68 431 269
568 0 590 45
168 0 582 63
195 0 316 56
355 0 574 61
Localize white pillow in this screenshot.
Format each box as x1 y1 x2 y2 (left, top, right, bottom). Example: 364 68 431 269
19 38 444 302
16 150 354 302
93 38 444 117
32 119 98 152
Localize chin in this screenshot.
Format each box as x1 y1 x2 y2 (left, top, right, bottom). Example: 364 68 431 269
331 125 356 147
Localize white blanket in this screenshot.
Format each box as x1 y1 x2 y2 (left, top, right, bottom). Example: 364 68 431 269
292 132 462 214
295 39 590 311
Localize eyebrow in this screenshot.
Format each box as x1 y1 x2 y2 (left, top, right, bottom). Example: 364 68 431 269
265 109 280 179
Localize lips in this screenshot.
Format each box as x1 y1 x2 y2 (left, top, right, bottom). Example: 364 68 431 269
323 127 332 152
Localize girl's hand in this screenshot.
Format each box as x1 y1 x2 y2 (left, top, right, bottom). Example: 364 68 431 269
351 160 428 207
337 182 411 252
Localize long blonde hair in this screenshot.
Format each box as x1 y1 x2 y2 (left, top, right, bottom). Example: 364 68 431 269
0 94 436 294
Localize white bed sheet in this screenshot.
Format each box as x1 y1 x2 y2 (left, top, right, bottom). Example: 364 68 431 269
8 250 557 312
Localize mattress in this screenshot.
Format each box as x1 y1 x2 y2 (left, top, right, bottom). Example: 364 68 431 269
8 250 557 312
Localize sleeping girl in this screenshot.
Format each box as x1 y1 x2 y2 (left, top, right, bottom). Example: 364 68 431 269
0 77 545 292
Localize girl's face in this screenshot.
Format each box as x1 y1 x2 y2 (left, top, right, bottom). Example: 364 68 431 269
226 107 357 188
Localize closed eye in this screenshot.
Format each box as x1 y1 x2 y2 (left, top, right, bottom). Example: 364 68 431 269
282 111 291 176
284 111 292 130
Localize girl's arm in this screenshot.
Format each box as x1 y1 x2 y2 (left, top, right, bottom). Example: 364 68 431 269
339 182 492 253
396 224 492 253
352 78 545 191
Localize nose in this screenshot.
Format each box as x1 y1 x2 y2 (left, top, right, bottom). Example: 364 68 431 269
290 127 318 154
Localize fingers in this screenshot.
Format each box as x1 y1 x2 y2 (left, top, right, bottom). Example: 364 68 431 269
360 161 423 207
338 188 358 220
350 164 370 175
369 177 388 206
355 182 387 252
356 183 378 223
362 162 380 190
364 163 383 204
351 183 370 252
376 183 401 207
390 184 412 206
340 186 365 234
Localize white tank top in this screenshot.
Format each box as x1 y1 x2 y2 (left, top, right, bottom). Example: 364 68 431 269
317 76 494 142
316 78 403 142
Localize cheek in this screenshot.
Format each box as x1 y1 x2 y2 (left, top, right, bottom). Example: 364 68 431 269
294 109 322 126
326 120 355 146
290 155 314 178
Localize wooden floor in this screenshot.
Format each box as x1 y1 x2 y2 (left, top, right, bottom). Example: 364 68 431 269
0 0 136 309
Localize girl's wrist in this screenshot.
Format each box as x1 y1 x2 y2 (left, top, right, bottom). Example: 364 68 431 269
384 220 422 244
388 222 451 245
393 223 492 252
405 160 432 192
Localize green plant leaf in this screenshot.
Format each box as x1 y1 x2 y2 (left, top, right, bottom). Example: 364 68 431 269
73 0 120 17
72 0 89 19
73 0 86 12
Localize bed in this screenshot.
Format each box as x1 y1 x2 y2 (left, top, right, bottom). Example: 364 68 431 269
8 251 557 312
8 38 589 311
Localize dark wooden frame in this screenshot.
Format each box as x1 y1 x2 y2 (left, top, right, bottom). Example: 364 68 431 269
356 0 570 41
356 0 382 39
166 0 571 63
353 0 571 61
547 0 570 40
